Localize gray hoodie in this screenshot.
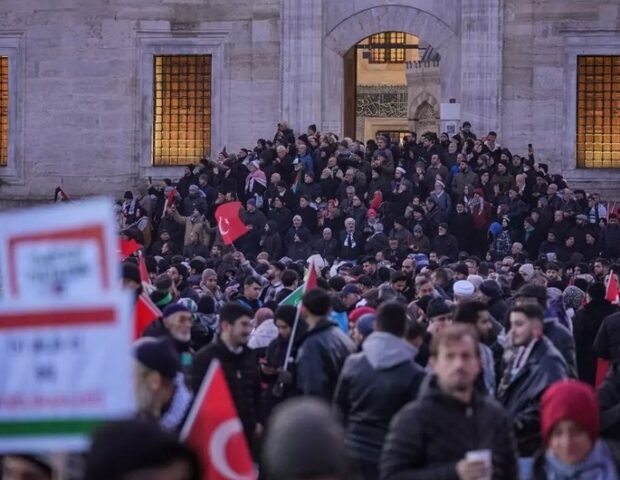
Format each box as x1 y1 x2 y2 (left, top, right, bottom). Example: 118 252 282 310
362 331 417 370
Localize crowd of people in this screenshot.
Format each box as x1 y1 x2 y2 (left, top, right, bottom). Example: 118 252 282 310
5 121 620 480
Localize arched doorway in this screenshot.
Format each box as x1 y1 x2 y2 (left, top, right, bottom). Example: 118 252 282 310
343 31 442 141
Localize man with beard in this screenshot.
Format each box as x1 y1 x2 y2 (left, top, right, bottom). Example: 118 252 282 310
133 337 192 434
453 300 497 396
449 203 474 254
192 302 261 446
143 303 192 357
176 164 198 199
261 261 285 305
313 227 340 262
380 324 518 479
497 304 568 457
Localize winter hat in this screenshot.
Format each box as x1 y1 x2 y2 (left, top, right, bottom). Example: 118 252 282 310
86 419 199 480
414 253 429 268
197 295 216 315
342 284 361 296
349 306 376 325
413 224 423 233
162 303 191 319
426 298 451 319
189 184 200 193
177 298 197 313
563 286 586 311
453 280 475 298
396 167 406 175
124 190 133 200
541 380 599 446
275 305 298 327
367 208 377 219
479 279 502 299
489 222 502 236
473 188 484 197
518 263 535 282
263 398 348 480
133 337 180 380
438 222 449 231
435 180 445 189
356 313 376 337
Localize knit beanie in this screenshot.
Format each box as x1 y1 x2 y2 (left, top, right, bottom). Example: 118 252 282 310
426 298 451 318
541 380 599 446
563 286 585 311
356 313 376 337
349 306 376 325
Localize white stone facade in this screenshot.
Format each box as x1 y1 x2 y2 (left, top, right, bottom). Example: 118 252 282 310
0 0 618 202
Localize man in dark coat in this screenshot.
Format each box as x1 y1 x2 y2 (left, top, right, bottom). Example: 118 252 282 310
478 279 509 328
296 289 355 401
431 223 459 261
497 304 568 457
573 282 618 385
313 228 340 261
380 324 519 480
514 284 577 377
176 165 198 199
192 302 261 446
334 302 426 480
339 217 365 262
449 203 475 254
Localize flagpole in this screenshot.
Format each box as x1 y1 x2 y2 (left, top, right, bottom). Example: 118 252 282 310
283 302 302 371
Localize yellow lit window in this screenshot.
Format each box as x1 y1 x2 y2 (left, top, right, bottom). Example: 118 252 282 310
153 55 211 166
576 55 620 169
369 32 406 64
0 56 8 166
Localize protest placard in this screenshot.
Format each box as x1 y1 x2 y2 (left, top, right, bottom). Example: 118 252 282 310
0 198 134 452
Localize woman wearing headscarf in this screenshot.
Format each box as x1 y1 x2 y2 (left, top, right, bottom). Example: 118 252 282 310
529 380 619 480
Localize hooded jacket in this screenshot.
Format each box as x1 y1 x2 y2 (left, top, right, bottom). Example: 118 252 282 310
380 376 519 480
334 332 426 463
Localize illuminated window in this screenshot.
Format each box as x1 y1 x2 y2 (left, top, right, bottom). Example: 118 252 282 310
153 55 211 166
0 56 8 167
576 55 620 169
369 32 406 64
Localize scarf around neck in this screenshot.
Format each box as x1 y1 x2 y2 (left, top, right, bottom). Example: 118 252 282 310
545 440 618 480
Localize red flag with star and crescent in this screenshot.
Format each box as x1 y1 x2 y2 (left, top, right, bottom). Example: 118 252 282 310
215 202 249 245
180 360 256 480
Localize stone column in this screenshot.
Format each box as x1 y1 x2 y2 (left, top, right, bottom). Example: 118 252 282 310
460 0 503 135
280 0 323 134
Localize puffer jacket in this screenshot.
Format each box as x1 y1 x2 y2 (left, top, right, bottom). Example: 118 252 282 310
497 337 568 457
334 332 426 464
380 376 519 480
295 318 355 401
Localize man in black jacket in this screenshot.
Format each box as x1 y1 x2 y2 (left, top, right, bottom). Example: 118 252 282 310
380 324 518 480
296 288 355 400
497 304 567 457
191 302 261 447
339 217 365 262
335 301 426 480
513 283 577 377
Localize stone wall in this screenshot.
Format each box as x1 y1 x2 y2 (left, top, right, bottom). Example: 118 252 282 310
501 0 620 183
0 0 281 200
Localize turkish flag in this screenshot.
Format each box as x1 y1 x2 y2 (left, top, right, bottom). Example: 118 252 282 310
596 358 610 388
606 270 619 305
119 238 142 259
134 293 160 339
215 202 249 245
162 188 177 219
181 360 256 480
